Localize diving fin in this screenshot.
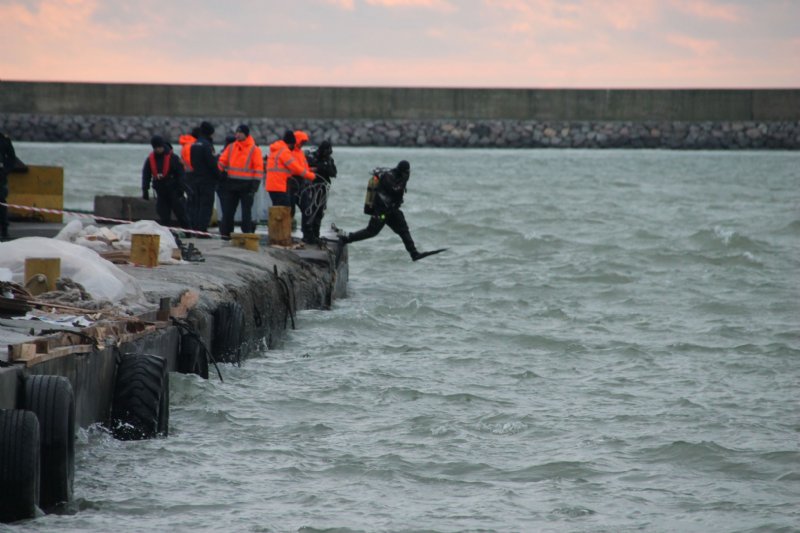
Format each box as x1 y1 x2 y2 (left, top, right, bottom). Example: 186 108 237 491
412 248 448 261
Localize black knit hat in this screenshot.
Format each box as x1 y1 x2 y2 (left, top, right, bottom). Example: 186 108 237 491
397 160 410 173
283 130 296 144
236 124 250 137
150 135 166 148
200 121 215 137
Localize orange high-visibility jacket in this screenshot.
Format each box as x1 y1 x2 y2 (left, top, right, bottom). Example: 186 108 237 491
218 135 264 180
292 130 311 175
179 134 196 171
265 139 315 192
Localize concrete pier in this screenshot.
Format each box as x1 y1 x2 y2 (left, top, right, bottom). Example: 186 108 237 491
0 235 347 426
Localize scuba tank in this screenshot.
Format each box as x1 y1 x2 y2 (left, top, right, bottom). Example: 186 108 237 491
364 168 390 215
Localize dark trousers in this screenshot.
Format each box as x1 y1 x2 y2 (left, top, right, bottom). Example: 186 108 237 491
268 191 291 207
347 209 417 257
220 178 259 236
0 172 8 235
300 182 328 242
187 179 217 232
153 180 190 229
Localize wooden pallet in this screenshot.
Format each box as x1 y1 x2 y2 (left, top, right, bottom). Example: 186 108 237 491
7 319 165 367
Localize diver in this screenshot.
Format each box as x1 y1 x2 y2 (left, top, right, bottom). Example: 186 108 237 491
339 160 445 261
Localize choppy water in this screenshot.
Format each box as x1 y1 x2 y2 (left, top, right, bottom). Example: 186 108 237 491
8 144 800 532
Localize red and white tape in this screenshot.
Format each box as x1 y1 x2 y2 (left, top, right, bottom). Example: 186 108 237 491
1 202 219 238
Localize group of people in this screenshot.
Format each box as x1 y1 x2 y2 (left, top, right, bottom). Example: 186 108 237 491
141 123 338 245
143 123 442 261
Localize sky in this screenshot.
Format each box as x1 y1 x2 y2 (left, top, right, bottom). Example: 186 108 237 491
1 0 799 88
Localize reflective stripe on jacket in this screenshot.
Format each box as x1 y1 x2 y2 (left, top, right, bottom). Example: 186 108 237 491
265 140 315 192
218 136 264 180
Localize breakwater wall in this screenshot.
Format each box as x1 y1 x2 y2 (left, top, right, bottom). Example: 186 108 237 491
1 82 798 148
1 113 798 149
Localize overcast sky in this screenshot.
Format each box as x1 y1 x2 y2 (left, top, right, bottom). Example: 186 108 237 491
2 0 798 87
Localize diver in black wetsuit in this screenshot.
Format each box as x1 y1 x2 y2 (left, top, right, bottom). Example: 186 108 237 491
340 160 444 261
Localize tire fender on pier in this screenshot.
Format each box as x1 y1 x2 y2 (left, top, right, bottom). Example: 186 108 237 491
212 301 244 364
109 354 169 440
23 375 75 510
0 410 41 523
178 332 210 379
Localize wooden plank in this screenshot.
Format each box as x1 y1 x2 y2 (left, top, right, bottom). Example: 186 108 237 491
18 344 94 367
8 343 36 362
268 206 292 246
24 257 61 295
131 234 160 267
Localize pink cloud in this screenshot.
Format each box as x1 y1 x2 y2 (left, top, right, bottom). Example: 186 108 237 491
484 0 582 30
485 0 659 31
0 0 797 88
670 0 741 22
666 33 720 56
323 0 355 9
366 0 457 12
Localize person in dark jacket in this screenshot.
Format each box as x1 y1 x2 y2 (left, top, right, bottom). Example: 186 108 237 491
0 132 17 240
340 160 443 261
187 121 220 233
142 135 190 229
301 140 337 244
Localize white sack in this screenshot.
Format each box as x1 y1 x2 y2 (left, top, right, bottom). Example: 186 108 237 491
0 237 145 303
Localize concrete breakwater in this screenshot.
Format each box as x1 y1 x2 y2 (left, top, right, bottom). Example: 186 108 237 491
1 113 798 149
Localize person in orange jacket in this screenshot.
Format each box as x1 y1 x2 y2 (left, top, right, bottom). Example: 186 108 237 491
217 124 264 237
178 128 199 172
265 130 315 208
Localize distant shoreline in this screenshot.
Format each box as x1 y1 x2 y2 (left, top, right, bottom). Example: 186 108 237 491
1 113 797 150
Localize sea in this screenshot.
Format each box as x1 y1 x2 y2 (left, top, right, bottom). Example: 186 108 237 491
6 143 800 532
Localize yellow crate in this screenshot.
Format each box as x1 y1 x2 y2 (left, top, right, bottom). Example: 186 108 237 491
230 232 260 251
7 165 64 223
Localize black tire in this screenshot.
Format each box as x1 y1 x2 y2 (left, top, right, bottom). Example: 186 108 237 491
23 375 75 510
0 410 41 522
178 333 209 379
212 301 244 364
109 354 169 440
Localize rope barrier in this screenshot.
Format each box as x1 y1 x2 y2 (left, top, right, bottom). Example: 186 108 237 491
0 202 220 238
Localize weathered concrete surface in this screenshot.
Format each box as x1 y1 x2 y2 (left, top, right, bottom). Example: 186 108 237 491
0 235 347 431
2 82 798 120
120 237 346 356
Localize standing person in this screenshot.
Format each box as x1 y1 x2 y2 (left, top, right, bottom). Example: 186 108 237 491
292 130 317 244
178 127 200 227
142 135 191 229
265 130 315 208
217 124 264 237
303 140 337 244
178 127 199 171
186 121 220 234
339 160 444 261
0 132 18 240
